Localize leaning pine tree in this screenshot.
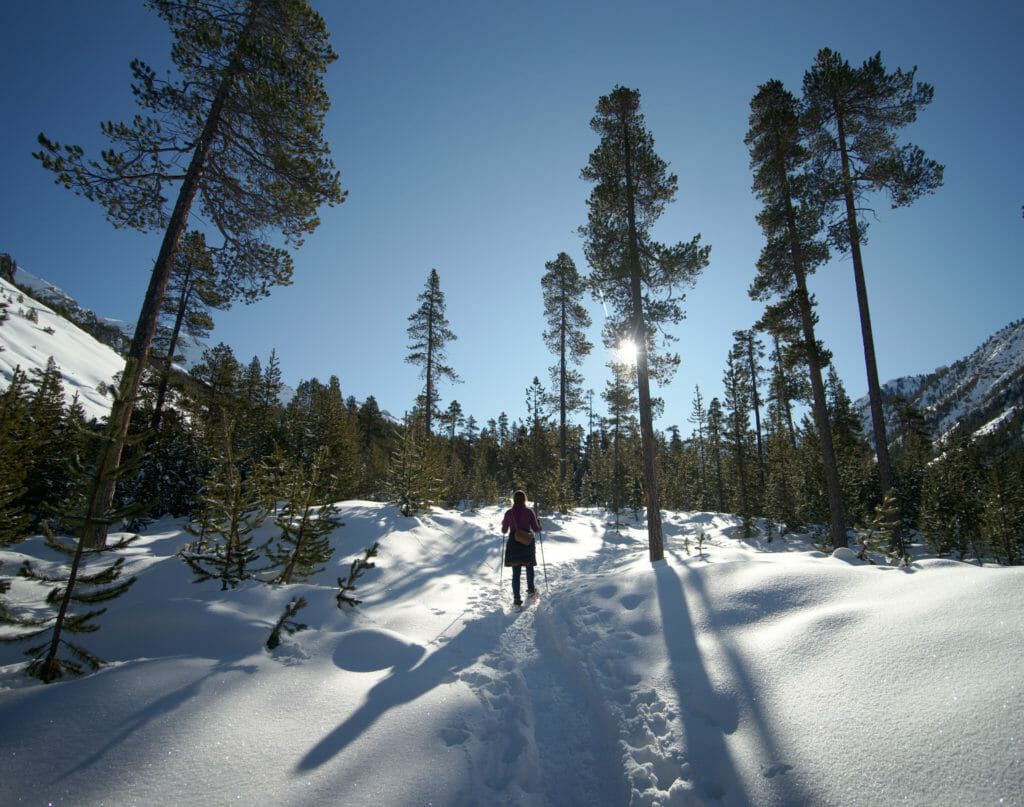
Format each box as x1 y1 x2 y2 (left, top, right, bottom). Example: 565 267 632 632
802 49 943 553
745 79 849 548
35 0 345 548
580 86 709 562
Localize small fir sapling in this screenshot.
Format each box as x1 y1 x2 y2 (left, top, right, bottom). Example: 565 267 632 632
858 489 911 566
336 542 379 609
1 530 139 682
266 596 308 650
178 425 271 590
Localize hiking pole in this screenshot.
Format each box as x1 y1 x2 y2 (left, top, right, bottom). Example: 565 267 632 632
538 530 549 594
498 529 506 593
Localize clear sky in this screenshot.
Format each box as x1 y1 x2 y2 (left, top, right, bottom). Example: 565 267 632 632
2 0 1022 431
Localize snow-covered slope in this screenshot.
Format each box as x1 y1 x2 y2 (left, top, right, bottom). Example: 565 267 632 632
0 274 124 421
856 318 1024 442
1 505 1021 806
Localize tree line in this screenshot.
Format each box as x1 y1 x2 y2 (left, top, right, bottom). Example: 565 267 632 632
2 0 1022 680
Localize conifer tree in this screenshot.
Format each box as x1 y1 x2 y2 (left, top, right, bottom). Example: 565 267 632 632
920 428 983 561
179 423 270 590
36 0 345 547
267 448 341 584
722 340 756 537
746 78 848 548
0 368 33 543
580 86 709 561
602 362 637 524
687 385 710 510
150 231 231 430
541 252 593 487
802 49 943 552
405 269 460 437
981 455 1024 565
3 531 138 682
524 377 559 512
387 424 444 517
707 397 726 513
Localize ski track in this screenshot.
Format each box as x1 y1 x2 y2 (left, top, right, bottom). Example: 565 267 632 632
445 534 741 806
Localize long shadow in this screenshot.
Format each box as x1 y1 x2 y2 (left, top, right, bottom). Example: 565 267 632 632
684 570 815 804
295 609 506 772
653 562 749 804
655 562 815 806
54 657 260 782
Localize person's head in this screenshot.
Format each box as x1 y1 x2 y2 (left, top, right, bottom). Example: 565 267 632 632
513 490 527 506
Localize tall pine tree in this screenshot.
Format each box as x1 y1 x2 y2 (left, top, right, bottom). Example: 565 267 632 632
746 78 848 548
580 86 709 562
405 269 459 437
36 0 345 547
541 252 593 489
802 49 943 552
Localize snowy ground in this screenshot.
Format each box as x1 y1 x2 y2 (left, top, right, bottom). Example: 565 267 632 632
1 504 1021 806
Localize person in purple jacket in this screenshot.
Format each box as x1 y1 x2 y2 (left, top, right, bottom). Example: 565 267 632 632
501 490 541 606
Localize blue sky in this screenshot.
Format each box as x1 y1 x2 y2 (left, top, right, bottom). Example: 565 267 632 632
2 0 1022 431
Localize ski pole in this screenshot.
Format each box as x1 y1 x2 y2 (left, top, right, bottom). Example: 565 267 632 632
498 529 506 591
538 530 549 594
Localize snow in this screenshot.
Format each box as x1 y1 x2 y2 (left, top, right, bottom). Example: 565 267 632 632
0 274 124 421
2 504 1022 806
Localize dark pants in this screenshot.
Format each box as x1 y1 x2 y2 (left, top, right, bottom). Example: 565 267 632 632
512 565 535 600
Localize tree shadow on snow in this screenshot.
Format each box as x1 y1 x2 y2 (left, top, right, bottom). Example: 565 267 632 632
295 610 506 772
654 563 814 805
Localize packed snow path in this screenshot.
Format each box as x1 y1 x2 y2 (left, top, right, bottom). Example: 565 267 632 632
2 503 1022 806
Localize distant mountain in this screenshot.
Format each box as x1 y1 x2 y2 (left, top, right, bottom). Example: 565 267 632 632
0 271 124 421
0 257 405 421
855 319 1024 445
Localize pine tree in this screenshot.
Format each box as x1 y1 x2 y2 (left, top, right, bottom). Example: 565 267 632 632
981 453 1024 566
580 86 710 561
150 231 231 430
687 385 710 510
602 362 638 525
541 252 593 488
722 340 756 537
3 531 138 682
36 0 345 547
387 424 444 517
920 428 983 561
746 78 848 548
803 49 943 552
267 448 341 584
524 377 559 513
179 423 270 589
707 397 726 513
405 269 460 437
0 368 33 543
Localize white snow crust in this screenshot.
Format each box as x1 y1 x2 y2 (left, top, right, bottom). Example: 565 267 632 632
2 504 1021 806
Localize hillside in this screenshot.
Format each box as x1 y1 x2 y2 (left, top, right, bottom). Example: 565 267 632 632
0 273 124 421
1 505 1021 806
856 319 1024 444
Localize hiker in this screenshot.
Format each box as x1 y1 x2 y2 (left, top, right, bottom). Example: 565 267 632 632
502 490 541 606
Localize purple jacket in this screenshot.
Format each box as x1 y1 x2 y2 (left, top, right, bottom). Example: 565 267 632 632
502 504 541 535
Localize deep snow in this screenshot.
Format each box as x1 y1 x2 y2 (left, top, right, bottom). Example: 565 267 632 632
1 504 1021 806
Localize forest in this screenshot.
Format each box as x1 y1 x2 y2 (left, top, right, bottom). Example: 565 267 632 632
2 1 1023 684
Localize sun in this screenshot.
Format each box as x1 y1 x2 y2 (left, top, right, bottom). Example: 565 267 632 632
614 339 639 366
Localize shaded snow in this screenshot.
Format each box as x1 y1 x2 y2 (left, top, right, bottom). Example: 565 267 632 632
2 504 1022 806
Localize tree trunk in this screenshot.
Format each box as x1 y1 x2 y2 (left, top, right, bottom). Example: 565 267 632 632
80 14 255 547
781 181 848 548
619 107 664 562
559 292 568 483
151 270 193 432
834 106 903 554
